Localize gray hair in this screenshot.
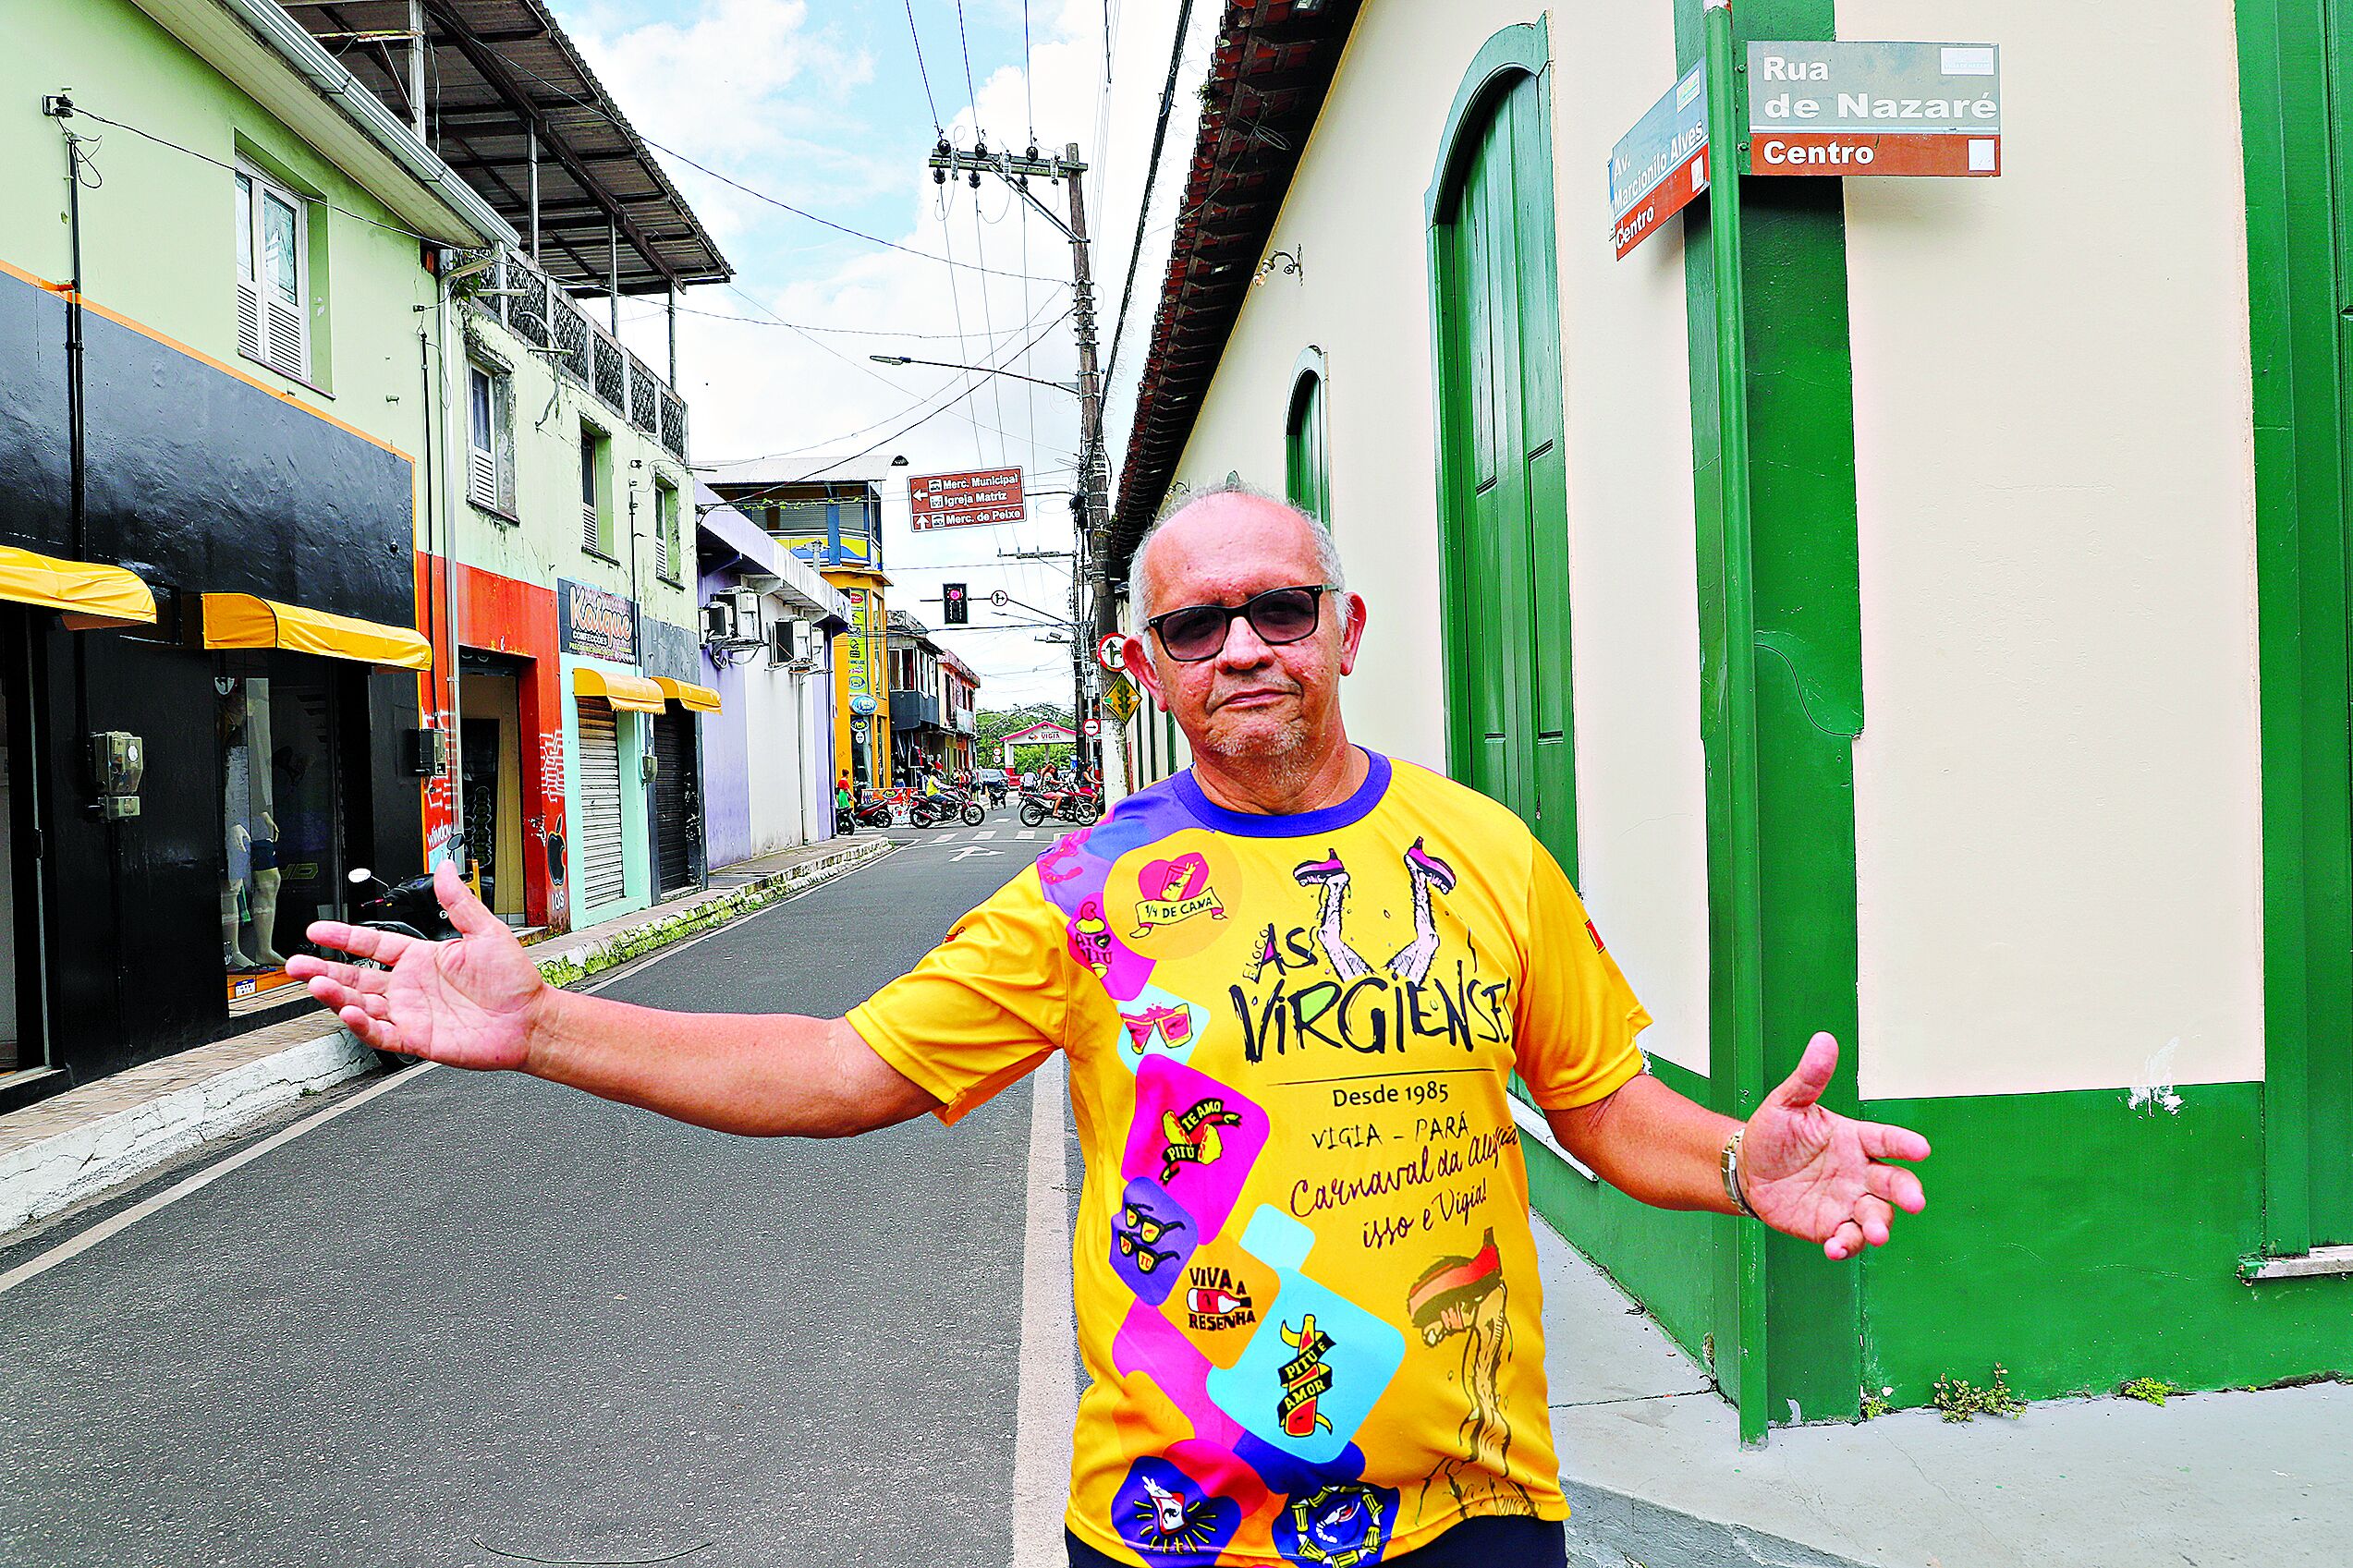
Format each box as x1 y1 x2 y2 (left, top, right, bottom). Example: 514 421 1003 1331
1126 478 1347 623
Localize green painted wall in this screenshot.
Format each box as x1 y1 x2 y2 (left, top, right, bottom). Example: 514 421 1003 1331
1674 0 1868 1433
455 302 693 627
0 0 436 471
1862 1084 2353 1402
1525 1057 1721 1366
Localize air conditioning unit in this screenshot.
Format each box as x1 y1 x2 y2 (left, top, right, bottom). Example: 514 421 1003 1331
772 618 801 667
701 600 735 644
730 588 761 623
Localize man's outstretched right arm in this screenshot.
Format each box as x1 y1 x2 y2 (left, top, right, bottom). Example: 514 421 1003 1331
289 863 938 1139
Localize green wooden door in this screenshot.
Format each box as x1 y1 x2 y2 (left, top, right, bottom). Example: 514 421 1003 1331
1286 371 1330 525
1432 70 1577 875
2327 0 2353 1242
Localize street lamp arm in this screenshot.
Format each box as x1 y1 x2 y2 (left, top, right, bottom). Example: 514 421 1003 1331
868 354 1079 395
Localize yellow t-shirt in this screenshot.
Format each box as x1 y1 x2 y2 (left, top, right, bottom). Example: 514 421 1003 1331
848 753 1650 1565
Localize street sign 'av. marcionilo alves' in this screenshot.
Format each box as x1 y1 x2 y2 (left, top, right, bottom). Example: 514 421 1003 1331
908 466 1025 530
1749 42 2001 176
1608 61 1709 259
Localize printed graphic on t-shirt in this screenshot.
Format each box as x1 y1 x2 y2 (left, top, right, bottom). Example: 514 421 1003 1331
846 758 1649 1566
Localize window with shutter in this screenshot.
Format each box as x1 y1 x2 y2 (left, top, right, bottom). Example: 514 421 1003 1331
579 428 603 553
234 166 310 383
468 366 500 510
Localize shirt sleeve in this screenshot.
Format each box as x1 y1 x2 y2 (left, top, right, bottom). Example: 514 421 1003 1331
846 865 1080 1125
1511 837 1652 1110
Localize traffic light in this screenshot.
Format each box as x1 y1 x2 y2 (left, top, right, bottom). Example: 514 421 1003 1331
942 582 969 626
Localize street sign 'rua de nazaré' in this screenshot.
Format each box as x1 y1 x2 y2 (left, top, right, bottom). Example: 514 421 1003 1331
1749 42 2002 177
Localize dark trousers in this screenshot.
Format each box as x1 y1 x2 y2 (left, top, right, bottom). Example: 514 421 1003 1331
1065 1514 1567 1566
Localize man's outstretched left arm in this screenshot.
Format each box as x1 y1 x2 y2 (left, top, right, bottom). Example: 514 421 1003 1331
1543 1033 1930 1261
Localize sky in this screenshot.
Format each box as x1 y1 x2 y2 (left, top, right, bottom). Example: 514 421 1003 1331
544 0 1215 708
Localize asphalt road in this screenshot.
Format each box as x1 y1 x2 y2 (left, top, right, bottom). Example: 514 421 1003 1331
0 811 1068 1568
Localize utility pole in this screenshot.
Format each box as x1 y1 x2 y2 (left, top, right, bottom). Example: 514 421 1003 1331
929 139 1112 774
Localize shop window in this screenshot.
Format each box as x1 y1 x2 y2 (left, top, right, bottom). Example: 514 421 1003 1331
219 660 343 1004
234 165 311 383
467 363 513 515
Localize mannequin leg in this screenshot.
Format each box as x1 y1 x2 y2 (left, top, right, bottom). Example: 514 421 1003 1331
222 879 253 968
248 867 287 967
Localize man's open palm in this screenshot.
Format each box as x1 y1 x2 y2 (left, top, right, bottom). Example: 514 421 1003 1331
287 864 548 1071
1741 1033 1931 1261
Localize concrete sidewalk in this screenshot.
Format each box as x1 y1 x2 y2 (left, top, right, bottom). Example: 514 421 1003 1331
0 833 893 1239
1534 1211 2347 1567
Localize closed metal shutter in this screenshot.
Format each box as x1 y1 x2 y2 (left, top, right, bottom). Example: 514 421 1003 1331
576 700 626 909
651 711 694 897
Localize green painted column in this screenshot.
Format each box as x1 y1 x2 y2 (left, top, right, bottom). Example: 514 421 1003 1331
1676 0 1867 1442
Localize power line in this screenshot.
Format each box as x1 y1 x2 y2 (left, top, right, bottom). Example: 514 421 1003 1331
1103 0 1195 395
479 42 1064 286
954 0 982 115
903 0 944 133
1022 0 1037 141
693 305 1075 479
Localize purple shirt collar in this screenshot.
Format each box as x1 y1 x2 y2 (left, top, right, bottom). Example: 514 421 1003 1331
1170 749 1392 838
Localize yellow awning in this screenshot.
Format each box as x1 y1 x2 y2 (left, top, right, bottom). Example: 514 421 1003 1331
653 676 722 714
0 545 156 629
573 666 666 713
201 593 432 671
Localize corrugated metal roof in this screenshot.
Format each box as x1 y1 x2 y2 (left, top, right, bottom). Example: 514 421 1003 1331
279 0 729 292
1109 0 1360 572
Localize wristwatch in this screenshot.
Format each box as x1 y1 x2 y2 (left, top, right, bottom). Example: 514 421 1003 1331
1721 1128 1761 1220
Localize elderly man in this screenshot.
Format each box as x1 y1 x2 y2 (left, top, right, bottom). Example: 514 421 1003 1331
293 485 1928 1568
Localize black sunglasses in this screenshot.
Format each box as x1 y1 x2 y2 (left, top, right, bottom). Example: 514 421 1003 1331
1145 585 1339 663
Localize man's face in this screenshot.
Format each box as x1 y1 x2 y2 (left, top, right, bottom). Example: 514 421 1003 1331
1123 497 1366 764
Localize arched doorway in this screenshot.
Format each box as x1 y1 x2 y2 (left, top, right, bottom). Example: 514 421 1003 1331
1427 27 1577 875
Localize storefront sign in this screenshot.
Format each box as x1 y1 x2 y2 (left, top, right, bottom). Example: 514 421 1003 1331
908 467 1026 530
1749 42 2001 176
843 586 884 709
1609 62 1710 259
558 579 637 662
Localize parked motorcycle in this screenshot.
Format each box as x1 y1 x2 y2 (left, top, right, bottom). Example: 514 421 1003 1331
911 787 986 828
340 866 457 1068
851 793 898 830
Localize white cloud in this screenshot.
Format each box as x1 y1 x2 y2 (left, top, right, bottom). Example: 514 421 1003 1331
545 0 1213 710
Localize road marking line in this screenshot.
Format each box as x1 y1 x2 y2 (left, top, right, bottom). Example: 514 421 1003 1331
972 829 997 840
1018 830 1038 840
0 843 904 1292
0 1062 432 1297
1010 1053 1078 1564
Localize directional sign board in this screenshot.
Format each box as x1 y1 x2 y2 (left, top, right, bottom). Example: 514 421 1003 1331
1609 62 1709 259
1095 632 1127 674
1100 674 1140 724
909 466 1026 530
1749 42 2000 176
989 588 1010 608
1082 717 1102 739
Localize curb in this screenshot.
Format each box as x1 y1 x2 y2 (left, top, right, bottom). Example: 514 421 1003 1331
0 835 894 1238
1564 1481 1871 1568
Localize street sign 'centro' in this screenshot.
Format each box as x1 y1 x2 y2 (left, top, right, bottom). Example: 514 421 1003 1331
1749 42 2001 177
1608 62 1709 259
908 466 1026 530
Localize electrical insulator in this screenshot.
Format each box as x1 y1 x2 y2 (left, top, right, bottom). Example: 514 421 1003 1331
1027 143 1040 162
969 169 981 188
934 167 946 185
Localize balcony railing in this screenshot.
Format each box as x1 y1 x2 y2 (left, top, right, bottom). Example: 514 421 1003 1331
469 251 689 462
